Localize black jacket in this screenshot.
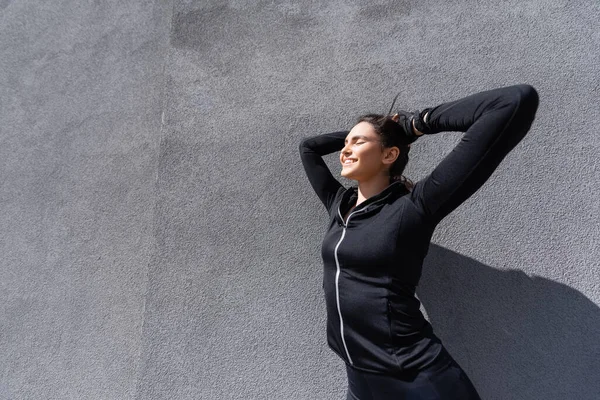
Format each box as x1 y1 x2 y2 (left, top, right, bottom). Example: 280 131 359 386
299 84 539 375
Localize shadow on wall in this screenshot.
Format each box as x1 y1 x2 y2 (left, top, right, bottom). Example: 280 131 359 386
417 244 600 400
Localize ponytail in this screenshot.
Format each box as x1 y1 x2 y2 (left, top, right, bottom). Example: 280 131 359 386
390 174 414 191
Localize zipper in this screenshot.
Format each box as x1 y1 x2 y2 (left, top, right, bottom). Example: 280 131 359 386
333 205 367 366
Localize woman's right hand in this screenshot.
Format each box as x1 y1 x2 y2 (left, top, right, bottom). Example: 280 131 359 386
411 117 425 136
391 112 424 139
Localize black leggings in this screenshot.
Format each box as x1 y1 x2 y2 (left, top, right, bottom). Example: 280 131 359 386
345 347 482 400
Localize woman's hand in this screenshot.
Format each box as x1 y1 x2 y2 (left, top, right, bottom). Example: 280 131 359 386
391 112 425 145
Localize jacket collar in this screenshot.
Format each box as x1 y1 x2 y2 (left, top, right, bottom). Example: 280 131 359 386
337 181 409 223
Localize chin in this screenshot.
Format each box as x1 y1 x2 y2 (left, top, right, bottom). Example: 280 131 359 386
341 169 358 181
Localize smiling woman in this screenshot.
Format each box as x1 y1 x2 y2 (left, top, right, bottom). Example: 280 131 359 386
340 123 387 181
341 113 424 192
299 84 539 400
337 115 418 221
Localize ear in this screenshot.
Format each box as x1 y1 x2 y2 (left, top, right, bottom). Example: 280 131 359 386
382 146 400 166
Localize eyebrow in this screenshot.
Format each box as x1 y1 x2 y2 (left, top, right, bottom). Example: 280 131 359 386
344 135 371 144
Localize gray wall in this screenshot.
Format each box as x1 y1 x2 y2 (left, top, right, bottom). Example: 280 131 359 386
1 1 598 399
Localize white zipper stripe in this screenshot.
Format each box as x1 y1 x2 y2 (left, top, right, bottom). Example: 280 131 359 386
333 206 366 366
334 227 353 365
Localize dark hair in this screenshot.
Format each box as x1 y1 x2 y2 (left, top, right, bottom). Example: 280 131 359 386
356 114 414 191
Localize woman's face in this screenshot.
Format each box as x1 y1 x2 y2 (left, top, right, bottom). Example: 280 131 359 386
340 121 395 182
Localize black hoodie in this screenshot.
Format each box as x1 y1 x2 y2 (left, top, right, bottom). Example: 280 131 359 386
298 84 539 376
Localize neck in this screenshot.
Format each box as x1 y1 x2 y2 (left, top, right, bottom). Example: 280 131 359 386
356 173 391 206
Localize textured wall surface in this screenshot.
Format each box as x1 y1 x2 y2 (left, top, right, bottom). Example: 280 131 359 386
1 1 598 399
0 1 172 399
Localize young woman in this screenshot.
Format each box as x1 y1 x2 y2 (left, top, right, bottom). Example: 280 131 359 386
298 84 539 399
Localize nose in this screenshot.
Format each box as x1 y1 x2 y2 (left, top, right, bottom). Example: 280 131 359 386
341 144 352 155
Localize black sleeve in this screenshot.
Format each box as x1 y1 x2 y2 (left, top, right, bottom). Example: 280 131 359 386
411 84 540 225
299 131 348 212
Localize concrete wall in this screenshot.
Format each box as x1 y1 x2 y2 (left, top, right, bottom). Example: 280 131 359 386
0 0 171 398
1 1 598 399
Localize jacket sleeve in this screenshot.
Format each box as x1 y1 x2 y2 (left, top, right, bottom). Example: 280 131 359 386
411 84 540 225
299 131 348 213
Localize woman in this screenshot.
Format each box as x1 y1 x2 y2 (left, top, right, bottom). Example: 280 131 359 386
298 84 539 399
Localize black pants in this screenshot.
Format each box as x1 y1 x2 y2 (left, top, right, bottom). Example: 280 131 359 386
345 347 482 400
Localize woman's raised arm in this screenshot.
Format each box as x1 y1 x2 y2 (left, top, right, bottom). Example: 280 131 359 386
410 84 540 225
299 131 348 213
